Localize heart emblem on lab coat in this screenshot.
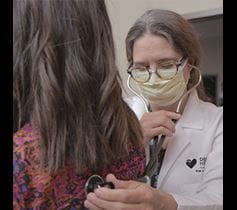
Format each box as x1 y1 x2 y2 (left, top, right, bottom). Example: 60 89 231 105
186 159 197 168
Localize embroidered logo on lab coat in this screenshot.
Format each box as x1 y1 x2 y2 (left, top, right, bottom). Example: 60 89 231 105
186 157 207 172
186 159 197 168
195 157 207 172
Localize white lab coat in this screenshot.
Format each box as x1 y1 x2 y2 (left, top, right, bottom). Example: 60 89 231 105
125 90 223 210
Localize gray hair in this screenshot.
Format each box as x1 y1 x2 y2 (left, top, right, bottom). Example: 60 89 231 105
126 9 201 66
126 9 211 102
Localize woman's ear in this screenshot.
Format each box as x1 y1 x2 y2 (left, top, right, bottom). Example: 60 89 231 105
183 64 191 82
185 58 192 72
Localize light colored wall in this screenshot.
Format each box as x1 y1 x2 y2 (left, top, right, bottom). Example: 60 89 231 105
105 0 223 98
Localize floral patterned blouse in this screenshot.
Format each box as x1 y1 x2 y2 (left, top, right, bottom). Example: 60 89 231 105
13 124 146 209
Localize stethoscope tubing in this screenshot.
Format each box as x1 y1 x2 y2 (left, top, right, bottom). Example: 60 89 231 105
126 65 202 185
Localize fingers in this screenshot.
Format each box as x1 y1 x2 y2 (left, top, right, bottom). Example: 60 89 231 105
148 126 173 138
84 199 104 210
142 110 181 121
149 116 176 131
94 180 149 203
105 174 140 189
85 177 156 210
93 174 146 203
85 193 110 209
165 111 181 120
105 174 119 187
141 110 180 128
140 110 181 142
94 187 140 203
142 124 174 143
85 192 143 210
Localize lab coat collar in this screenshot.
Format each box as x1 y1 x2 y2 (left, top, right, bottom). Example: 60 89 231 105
179 90 204 130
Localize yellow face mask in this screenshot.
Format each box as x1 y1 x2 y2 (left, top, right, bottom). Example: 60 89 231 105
137 60 188 106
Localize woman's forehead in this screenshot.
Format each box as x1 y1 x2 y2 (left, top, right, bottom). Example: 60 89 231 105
132 34 180 63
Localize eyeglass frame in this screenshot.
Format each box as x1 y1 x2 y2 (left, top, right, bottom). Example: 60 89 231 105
127 57 187 83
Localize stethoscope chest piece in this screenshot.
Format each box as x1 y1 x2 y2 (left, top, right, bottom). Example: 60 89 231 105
85 174 115 195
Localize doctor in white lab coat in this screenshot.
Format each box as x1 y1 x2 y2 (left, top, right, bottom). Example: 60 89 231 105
124 90 223 210
85 91 223 210
85 9 223 210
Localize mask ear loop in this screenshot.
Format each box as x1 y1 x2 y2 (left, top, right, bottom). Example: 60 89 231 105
175 64 202 113
127 75 150 113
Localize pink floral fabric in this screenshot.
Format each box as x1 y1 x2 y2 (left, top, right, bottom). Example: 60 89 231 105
13 124 145 209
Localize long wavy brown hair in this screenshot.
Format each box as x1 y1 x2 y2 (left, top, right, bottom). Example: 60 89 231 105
13 0 143 175
126 9 211 102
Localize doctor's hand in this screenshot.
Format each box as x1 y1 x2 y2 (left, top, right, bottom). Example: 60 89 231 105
84 174 177 210
140 110 181 145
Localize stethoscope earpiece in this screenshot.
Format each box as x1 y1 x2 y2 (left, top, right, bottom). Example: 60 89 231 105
85 174 115 195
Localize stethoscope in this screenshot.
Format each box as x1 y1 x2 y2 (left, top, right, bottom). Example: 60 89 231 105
85 174 115 195
84 64 202 193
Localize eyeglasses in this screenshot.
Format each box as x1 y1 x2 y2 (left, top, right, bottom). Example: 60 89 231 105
127 57 186 83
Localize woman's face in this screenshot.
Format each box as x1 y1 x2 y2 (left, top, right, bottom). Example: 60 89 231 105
132 34 190 81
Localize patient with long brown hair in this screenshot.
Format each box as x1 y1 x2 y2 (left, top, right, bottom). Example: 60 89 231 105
13 0 145 209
